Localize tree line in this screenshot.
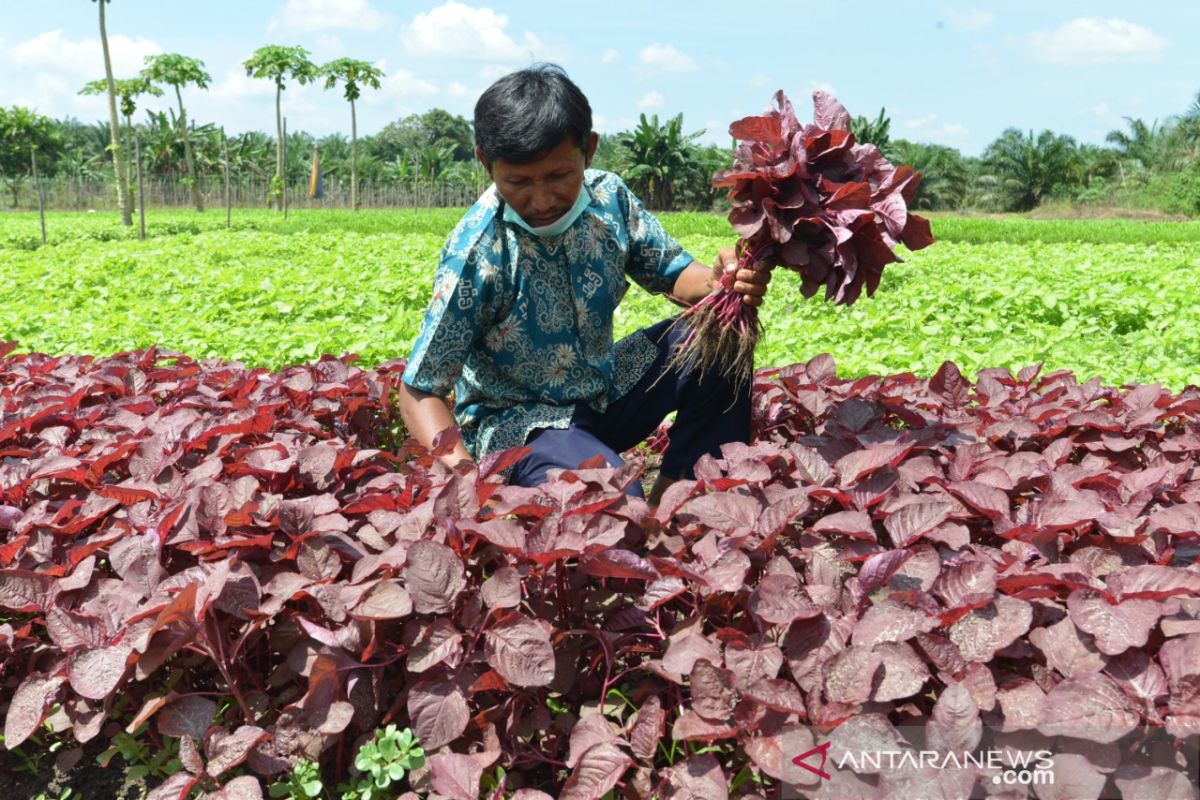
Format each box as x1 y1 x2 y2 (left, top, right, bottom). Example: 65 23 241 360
1 0 1198 217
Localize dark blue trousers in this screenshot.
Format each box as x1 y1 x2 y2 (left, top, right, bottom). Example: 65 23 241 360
508 317 752 497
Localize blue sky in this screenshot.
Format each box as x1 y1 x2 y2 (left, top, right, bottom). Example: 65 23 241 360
2 1 1197 157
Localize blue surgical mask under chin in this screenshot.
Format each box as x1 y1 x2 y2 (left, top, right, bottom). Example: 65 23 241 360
502 184 591 238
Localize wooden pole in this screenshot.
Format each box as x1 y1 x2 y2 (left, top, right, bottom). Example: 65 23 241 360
134 127 146 240
282 116 289 221
30 149 46 245
222 127 231 229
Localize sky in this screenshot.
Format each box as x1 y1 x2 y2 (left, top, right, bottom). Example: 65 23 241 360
2 1 1197 157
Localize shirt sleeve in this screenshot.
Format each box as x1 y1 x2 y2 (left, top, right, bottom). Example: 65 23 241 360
402 229 495 396
618 178 695 295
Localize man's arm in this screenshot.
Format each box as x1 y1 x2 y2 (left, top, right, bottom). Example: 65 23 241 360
398 382 474 467
670 246 772 306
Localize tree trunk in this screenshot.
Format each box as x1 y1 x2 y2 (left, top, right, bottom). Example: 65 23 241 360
124 112 136 213
351 98 359 211
274 82 284 212
176 84 203 212
98 0 132 226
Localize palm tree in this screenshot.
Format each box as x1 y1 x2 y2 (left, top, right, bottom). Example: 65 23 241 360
981 128 1080 211
79 76 161 209
243 45 318 211
319 58 384 210
94 0 132 225
140 54 211 212
887 139 970 210
617 113 706 210
1105 117 1162 169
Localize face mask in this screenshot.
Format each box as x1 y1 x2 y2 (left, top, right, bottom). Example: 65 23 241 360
502 182 591 237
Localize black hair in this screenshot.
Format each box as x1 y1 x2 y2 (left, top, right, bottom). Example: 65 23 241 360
473 63 592 165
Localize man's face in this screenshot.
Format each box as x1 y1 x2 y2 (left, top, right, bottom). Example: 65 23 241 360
479 132 599 226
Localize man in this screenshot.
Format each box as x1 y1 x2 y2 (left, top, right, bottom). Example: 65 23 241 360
399 64 770 502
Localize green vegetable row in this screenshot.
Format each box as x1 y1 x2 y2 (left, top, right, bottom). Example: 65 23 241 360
2 210 1198 389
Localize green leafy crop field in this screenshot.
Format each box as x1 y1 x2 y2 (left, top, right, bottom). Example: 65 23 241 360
2 209 1198 389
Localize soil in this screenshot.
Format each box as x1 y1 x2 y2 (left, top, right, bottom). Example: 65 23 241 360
0 737 153 800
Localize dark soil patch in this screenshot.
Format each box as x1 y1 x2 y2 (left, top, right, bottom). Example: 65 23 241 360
0 736 152 800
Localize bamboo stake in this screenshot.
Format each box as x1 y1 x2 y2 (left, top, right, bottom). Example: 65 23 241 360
30 149 46 245
282 116 289 221
134 128 146 240
222 127 231 229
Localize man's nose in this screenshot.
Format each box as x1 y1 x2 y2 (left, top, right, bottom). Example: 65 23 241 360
530 184 555 214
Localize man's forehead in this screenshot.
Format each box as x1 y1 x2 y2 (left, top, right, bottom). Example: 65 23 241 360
492 138 584 174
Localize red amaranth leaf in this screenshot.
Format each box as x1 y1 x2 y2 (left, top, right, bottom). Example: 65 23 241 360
927 681 981 753
883 501 952 547
690 658 737 721
429 752 484 800
1067 590 1160 656
932 560 997 611
158 696 218 741
948 596 1032 662
480 566 521 609
402 618 462 673
629 695 665 762
407 679 469 750
1038 672 1141 743
4 674 65 748
204 725 269 777
484 613 556 687
749 573 821 625
403 540 465 614
350 579 413 620
560 741 631 800
662 753 728 800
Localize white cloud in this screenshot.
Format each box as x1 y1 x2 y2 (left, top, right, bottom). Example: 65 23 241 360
946 9 994 32
312 34 345 58
209 68 278 103
447 81 470 98
1027 18 1169 65
268 0 390 34
901 113 968 143
401 1 545 61
480 64 515 82
637 43 697 73
803 79 838 98
383 69 439 96
10 29 162 78
748 74 773 89
637 91 664 111
601 48 619 64
1091 102 1111 117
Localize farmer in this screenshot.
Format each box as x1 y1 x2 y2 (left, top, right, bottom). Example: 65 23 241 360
398 63 770 502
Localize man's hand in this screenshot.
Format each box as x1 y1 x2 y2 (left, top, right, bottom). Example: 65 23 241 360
714 246 772 308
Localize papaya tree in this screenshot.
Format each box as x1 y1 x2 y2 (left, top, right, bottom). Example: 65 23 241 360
93 0 132 225
320 58 384 210
140 54 211 212
79 77 162 209
243 45 318 210
0 106 62 207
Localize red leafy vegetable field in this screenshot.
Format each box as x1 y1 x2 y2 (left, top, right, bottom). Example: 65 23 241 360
2 340 1199 798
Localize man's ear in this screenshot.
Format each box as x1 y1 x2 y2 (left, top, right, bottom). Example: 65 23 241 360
584 132 599 167
475 146 492 176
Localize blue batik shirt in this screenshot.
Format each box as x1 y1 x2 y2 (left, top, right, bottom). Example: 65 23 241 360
402 169 695 461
